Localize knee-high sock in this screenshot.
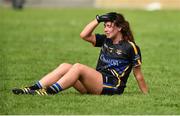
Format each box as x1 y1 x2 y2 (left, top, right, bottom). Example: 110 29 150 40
29 81 42 90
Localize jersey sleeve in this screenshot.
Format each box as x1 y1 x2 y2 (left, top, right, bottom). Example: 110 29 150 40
129 43 142 67
94 34 106 47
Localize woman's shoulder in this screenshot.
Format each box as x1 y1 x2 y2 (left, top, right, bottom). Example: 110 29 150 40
126 41 141 54
119 40 140 51
124 41 139 48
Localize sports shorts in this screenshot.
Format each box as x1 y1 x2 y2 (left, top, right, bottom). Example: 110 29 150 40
100 72 124 95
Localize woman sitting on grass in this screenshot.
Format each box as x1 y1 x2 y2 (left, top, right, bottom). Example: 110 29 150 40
12 12 148 95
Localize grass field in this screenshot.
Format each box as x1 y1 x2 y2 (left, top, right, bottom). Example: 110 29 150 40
0 7 180 115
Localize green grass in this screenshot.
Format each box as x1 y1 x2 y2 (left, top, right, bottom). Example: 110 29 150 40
0 7 180 115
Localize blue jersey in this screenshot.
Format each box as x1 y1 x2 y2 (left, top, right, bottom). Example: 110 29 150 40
95 34 142 88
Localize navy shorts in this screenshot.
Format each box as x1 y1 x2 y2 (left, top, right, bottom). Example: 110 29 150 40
100 73 124 95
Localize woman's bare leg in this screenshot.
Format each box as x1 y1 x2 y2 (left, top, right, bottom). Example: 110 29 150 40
73 80 88 94
39 63 87 93
12 63 88 95
56 63 103 95
39 63 72 87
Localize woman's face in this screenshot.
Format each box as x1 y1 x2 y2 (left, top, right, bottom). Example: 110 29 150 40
104 21 120 39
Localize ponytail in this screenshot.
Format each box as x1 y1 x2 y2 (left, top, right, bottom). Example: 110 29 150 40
121 21 135 43
114 13 135 43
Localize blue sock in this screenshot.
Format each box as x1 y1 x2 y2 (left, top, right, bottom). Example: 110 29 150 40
36 81 43 89
46 83 63 94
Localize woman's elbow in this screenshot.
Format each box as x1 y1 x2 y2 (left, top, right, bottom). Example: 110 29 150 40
80 32 86 39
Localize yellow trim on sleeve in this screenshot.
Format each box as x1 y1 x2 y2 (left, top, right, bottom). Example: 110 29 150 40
128 41 141 65
128 41 138 54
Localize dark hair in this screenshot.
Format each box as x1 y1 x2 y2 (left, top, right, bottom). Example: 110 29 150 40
108 12 135 43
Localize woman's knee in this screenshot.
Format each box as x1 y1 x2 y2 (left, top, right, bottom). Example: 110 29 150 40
72 63 84 71
58 63 72 68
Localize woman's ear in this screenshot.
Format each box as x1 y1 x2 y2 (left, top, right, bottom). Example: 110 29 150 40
118 27 122 31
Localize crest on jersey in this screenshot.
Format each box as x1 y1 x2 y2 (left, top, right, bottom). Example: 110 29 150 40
116 49 122 55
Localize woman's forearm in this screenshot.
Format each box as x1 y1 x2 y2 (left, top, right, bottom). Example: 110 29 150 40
133 67 148 94
137 76 148 94
80 19 98 39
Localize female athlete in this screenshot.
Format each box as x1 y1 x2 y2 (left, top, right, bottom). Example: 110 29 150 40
12 12 148 95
